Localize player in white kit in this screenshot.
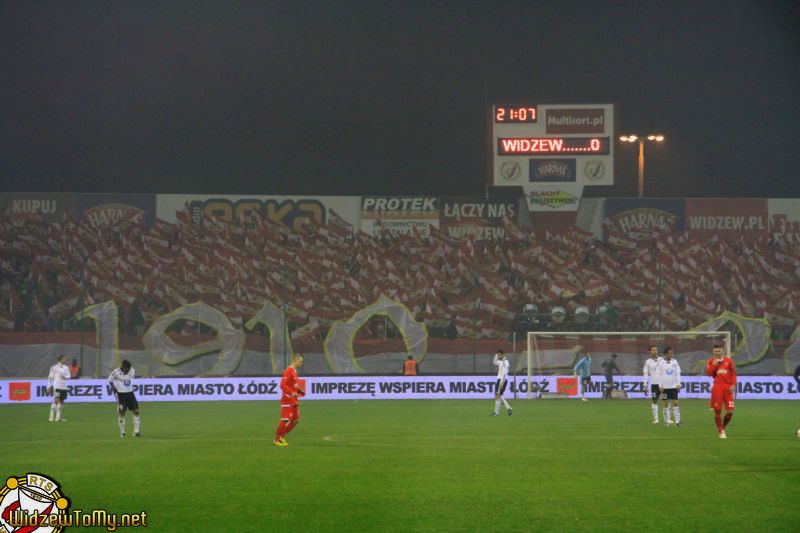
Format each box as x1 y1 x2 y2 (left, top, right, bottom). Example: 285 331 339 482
47 354 70 421
491 350 512 416
658 347 682 427
108 359 141 437
643 345 663 424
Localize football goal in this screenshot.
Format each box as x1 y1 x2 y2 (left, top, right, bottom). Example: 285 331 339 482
524 331 732 399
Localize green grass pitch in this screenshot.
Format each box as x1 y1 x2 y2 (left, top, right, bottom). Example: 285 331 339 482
1 399 798 531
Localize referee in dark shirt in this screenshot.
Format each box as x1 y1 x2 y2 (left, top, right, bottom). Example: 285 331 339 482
601 353 622 399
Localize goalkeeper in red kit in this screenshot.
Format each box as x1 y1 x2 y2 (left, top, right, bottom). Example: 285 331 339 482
706 344 736 439
274 355 305 447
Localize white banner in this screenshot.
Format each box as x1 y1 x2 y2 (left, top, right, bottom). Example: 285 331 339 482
2 375 798 403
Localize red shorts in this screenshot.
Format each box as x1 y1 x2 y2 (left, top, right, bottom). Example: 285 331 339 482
710 386 735 411
280 404 300 421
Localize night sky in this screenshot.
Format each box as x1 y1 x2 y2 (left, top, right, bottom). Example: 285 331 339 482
2 1 798 198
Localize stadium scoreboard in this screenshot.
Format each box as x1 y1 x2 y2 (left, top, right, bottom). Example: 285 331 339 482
491 103 615 187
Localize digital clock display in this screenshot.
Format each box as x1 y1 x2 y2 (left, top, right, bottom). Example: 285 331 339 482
495 106 538 123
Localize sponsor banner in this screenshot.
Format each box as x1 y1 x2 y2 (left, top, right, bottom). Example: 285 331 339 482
75 193 156 228
545 108 606 134
0 193 74 222
523 185 583 212
574 375 800 400
1 378 282 404
156 194 361 232
556 377 578 395
604 199 685 239
439 198 517 240
768 198 800 237
529 159 577 183
685 199 769 242
8 382 31 401
494 158 611 188
3 375 797 403
360 197 439 237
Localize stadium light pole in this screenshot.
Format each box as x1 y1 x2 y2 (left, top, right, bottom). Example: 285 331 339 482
280 301 290 371
472 299 478 374
279 268 290 370
619 134 665 197
656 249 664 332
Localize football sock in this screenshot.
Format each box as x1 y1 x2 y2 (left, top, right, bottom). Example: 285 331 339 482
723 412 732 428
283 420 297 437
714 410 723 431
118 416 126 435
49 403 56 420
674 406 681 424
651 404 658 420
494 400 501 415
501 398 510 409
133 414 141 434
55 404 62 421
275 420 288 441
663 407 670 422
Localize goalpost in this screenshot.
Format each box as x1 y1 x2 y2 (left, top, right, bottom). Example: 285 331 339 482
524 331 732 399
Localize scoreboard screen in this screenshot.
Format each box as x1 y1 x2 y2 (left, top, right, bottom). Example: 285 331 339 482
491 103 615 187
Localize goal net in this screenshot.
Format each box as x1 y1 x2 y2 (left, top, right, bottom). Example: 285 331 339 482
524 331 731 399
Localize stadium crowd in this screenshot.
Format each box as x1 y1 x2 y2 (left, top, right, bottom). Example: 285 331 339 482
1 210 798 341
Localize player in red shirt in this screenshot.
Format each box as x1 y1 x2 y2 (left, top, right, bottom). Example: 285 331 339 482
706 344 736 439
274 355 305 446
